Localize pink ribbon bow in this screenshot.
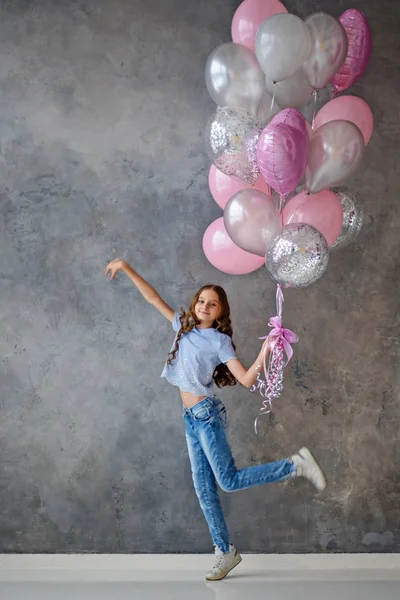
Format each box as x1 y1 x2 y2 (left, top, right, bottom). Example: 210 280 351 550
252 285 299 434
265 316 298 365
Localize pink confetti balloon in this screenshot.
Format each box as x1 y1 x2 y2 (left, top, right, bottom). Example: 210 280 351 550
331 9 372 94
208 165 271 211
257 113 309 197
231 0 287 52
203 218 265 274
282 189 343 246
313 96 373 145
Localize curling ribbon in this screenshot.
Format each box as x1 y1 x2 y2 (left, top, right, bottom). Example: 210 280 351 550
252 285 298 434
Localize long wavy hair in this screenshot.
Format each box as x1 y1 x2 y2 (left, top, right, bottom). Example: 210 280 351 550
167 285 237 388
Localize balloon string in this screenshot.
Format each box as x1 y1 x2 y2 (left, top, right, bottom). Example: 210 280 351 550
259 101 265 125
276 284 283 318
311 90 318 129
269 89 276 117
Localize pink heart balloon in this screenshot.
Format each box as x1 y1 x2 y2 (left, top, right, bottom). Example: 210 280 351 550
203 218 265 274
270 108 309 135
331 9 372 94
257 118 309 197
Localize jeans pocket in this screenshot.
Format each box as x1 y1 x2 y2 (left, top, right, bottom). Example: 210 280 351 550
218 406 227 429
192 405 211 422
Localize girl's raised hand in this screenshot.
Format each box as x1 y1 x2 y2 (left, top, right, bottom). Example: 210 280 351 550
105 258 126 280
261 336 276 354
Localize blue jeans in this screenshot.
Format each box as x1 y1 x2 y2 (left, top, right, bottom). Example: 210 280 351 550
183 397 295 553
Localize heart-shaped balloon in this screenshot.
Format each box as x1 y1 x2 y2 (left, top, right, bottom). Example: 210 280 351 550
257 116 309 196
224 189 282 256
269 108 309 135
305 120 364 194
331 9 372 94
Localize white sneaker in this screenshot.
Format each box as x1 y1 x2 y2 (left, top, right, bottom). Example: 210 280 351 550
291 447 327 492
205 546 242 581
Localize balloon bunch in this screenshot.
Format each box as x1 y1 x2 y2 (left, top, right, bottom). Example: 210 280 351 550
202 1 372 420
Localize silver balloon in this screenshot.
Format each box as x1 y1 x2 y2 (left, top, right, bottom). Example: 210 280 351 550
303 13 348 90
255 14 311 83
305 120 365 194
204 107 261 184
265 69 314 109
205 42 266 116
266 223 329 288
331 186 364 250
224 189 282 257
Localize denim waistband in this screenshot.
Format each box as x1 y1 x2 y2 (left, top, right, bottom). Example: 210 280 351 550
182 396 219 417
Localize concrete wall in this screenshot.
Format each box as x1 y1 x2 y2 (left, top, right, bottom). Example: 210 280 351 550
0 0 399 553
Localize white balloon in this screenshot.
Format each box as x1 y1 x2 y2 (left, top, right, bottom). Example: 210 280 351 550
255 14 312 83
205 42 265 115
265 69 314 109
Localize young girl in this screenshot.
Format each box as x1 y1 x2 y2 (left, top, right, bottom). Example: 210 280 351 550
105 258 327 580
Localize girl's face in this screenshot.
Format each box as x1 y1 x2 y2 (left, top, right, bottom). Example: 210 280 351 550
194 289 221 328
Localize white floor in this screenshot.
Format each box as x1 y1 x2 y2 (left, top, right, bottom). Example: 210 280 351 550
1 555 400 600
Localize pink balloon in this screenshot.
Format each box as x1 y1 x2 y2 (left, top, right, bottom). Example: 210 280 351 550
331 9 372 94
203 218 265 274
282 189 343 246
208 165 271 210
270 108 309 135
231 0 287 52
313 96 373 145
257 115 309 197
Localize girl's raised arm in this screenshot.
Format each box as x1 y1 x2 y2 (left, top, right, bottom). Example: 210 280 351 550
105 259 174 323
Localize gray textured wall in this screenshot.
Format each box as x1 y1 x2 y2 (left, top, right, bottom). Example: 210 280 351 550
0 0 399 553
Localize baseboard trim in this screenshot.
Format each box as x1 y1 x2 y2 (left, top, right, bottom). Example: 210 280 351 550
0 553 399 581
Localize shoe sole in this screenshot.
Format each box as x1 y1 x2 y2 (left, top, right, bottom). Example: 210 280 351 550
205 553 242 581
299 447 327 492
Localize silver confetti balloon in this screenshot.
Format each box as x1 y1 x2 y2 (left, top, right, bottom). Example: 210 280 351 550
266 223 329 288
204 107 261 184
331 186 364 250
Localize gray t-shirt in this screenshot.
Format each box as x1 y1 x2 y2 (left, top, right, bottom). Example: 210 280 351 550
161 312 237 396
